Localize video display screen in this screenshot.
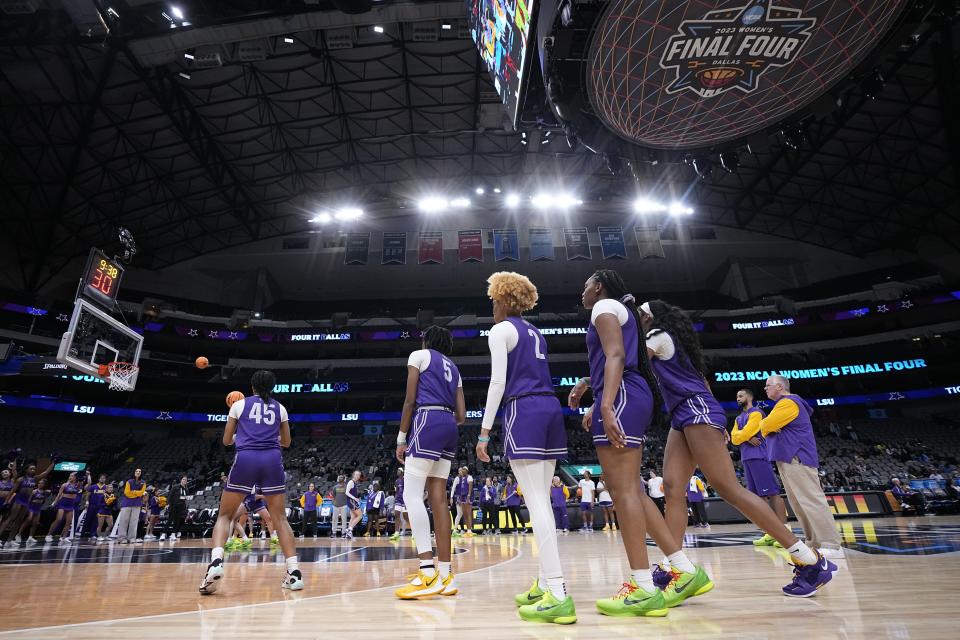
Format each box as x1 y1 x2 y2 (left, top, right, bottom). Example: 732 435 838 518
468 0 536 128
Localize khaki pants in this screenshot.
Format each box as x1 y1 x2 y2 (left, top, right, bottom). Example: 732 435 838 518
776 458 841 550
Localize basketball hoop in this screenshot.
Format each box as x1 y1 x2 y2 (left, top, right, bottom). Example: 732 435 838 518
99 361 138 392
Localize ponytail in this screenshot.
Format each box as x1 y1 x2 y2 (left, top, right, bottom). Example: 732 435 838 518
251 370 277 403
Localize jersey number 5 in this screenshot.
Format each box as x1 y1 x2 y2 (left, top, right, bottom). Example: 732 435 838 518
528 329 546 360
442 358 453 383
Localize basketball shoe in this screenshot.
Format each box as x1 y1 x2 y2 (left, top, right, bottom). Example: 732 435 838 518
517 591 577 625
282 570 304 590
596 578 669 617
440 573 458 596
782 552 836 597
515 578 546 606
395 570 444 599
753 533 776 546
661 566 714 608
198 560 224 595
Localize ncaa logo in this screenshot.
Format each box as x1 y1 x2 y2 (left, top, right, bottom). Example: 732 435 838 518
659 0 816 99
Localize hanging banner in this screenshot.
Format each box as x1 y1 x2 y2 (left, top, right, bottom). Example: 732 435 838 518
564 227 592 260
458 229 484 262
344 232 370 265
381 232 407 265
418 231 444 264
493 229 520 262
598 226 627 259
635 226 665 259
528 228 554 261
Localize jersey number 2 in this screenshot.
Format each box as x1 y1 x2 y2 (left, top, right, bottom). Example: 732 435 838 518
528 329 546 360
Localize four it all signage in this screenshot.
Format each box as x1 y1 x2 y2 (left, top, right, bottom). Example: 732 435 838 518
659 0 816 98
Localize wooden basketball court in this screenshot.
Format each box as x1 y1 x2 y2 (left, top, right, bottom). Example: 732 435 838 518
1 516 957 639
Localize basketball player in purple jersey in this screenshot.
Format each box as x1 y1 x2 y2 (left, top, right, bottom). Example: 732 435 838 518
199 370 302 594
389 468 408 540
731 389 788 546
568 270 708 615
0 460 53 546
475 272 575 625
395 326 466 599
638 300 835 597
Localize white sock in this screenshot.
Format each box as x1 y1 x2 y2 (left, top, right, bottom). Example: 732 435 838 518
546 576 566 601
667 551 696 574
285 555 299 573
631 568 656 592
211 547 224 562
402 461 433 556
439 561 451 578
788 541 817 565
420 560 437 577
661 556 671 569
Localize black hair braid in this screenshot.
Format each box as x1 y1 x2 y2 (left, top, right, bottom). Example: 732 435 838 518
251 369 277 402
591 270 667 427
647 299 707 378
422 325 453 356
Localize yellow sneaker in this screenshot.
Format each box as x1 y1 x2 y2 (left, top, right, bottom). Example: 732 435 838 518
440 573 459 596
602 524 611 531
395 570 444 600
464 531 474 538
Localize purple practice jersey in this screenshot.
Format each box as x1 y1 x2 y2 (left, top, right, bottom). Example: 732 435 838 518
587 301 641 397
395 477 405 506
504 317 554 399
737 407 768 461
415 349 460 408
234 396 285 451
649 330 711 411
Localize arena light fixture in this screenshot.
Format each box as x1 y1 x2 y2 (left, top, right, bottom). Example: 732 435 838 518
178 72 191 80
633 198 667 214
505 193 521 208
668 202 694 216
334 207 363 221
183 53 194 60
493 187 501 194
310 213 332 224
531 193 552 209
283 36 295 44
373 25 384 34
532 192 579 210
418 197 448 213
171 5 184 20
449 197 471 209
441 22 452 30
475 187 484 195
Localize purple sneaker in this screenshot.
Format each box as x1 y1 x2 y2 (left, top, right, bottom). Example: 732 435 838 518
652 564 675 590
782 553 837 598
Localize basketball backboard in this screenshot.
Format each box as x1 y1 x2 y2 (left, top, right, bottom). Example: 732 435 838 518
57 298 143 389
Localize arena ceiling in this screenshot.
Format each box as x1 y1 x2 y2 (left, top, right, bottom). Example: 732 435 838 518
0 0 958 295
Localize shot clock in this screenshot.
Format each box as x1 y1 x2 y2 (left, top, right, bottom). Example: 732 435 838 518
80 248 125 307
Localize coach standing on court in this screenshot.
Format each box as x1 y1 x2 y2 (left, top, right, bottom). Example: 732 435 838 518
760 376 842 557
167 475 189 540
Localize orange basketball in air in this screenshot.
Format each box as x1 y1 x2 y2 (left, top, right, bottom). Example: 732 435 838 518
195 356 209 369
226 390 245 408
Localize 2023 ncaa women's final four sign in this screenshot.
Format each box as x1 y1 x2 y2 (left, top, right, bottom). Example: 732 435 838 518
587 0 911 149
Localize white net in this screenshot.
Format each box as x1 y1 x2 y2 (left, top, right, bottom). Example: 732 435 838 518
107 362 138 392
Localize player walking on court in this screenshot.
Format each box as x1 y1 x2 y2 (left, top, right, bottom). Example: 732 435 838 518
199 370 302 594
345 470 363 540
475 272 575 625
568 270 709 616
638 299 835 597
394 325 466 599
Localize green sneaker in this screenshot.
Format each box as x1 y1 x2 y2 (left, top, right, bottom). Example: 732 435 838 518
661 566 714 608
773 540 784 549
518 591 577 625
753 533 776 546
224 538 238 551
390 532 400 541
239 538 253 550
514 578 546 606
270 535 279 545
596 579 669 617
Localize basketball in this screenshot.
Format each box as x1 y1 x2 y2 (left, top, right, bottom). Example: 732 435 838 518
195 356 209 369
225 390 244 408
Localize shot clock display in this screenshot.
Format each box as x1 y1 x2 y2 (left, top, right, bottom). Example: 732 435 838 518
81 248 124 307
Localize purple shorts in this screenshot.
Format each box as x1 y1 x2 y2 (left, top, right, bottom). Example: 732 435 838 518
598 500 613 507
503 395 567 461
56 498 76 511
27 504 42 516
226 448 285 496
407 408 458 462
669 394 727 431
743 458 781 497
592 375 653 449
580 502 593 512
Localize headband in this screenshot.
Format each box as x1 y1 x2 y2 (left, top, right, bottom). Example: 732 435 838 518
640 302 653 317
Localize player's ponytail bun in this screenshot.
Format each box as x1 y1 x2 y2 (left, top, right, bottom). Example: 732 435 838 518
251 370 277 402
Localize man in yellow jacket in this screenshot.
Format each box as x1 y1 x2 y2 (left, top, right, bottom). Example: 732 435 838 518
761 376 842 558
